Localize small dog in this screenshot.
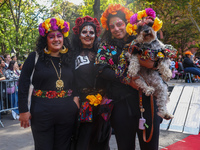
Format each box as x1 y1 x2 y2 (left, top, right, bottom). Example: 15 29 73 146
125 9 177 120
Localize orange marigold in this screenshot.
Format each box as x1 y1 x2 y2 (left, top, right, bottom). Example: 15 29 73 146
100 4 134 30
36 90 43 97
58 90 66 98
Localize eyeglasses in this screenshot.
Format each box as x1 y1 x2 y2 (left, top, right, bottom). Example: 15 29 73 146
109 20 125 29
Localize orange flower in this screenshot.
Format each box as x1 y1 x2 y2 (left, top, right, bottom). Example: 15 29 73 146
36 90 43 97
137 10 147 20
58 90 66 98
101 4 134 30
86 93 102 106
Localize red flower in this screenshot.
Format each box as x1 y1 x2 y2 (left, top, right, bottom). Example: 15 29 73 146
109 59 114 65
46 91 57 99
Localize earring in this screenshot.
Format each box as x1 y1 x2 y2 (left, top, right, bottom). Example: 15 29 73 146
44 47 51 54
59 45 68 54
112 35 114 39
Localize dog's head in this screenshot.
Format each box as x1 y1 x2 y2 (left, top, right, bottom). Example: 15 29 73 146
136 17 156 44
126 8 163 44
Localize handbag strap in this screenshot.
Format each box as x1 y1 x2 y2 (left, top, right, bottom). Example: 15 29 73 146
30 52 39 83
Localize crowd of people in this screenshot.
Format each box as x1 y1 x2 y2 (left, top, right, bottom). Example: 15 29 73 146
170 51 200 82
0 54 23 120
0 3 199 150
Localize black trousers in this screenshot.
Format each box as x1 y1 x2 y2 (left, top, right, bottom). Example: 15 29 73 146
111 94 162 150
30 96 78 150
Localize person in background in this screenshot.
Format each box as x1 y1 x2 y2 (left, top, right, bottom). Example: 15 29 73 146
18 63 23 71
5 61 20 120
0 60 6 75
183 51 200 76
71 15 111 150
18 17 79 150
170 58 175 70
0 55 4 61
4 54 11 69
95 4 162 150
11 56 17 62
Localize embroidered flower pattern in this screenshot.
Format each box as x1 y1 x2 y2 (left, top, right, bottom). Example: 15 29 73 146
95 43 118 70
33 89 73 98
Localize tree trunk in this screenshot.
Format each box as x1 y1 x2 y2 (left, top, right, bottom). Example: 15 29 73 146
93 0 100 22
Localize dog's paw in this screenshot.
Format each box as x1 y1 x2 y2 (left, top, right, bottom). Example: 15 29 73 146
143 86 155 96
157 111 174 120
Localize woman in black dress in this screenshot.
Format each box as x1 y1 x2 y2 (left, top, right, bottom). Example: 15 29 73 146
71 15 111 150
18 17 79 150
95 4 162 150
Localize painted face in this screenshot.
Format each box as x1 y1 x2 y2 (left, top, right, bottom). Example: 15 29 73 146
47 31 63 52
109 17 127 40
79 25 95 48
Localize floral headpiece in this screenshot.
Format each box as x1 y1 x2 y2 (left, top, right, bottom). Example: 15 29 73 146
126 8 163 36
39 17 70 38
100 4 134 30
72 15 101 37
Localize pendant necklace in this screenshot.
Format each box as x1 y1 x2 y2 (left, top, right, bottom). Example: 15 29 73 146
50 58 64 90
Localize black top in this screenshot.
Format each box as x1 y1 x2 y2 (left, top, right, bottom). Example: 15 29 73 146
74 48 106 95
183 57 196 68
18 52 76 113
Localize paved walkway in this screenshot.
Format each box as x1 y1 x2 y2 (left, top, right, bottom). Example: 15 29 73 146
0 112 190 150
0 80 198 150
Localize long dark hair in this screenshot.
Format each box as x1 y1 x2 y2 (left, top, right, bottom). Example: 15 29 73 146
101 11 135 49
7 61 16 71
35 30 73 66
71 22 100 58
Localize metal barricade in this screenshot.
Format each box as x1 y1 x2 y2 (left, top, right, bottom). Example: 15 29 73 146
0 79 19 127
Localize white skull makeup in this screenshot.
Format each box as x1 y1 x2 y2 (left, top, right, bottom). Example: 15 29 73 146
80 25 95 37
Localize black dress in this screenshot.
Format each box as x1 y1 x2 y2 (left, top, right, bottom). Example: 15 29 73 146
18 52 78 150
73 48 111 150
96 42 162 150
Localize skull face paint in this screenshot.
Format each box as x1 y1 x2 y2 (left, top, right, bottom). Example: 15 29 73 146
80 25 95 37
79 25 95 49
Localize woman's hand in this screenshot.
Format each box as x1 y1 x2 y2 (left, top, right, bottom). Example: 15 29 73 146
19 112 31 128
73 96 80 109
129 76 140 90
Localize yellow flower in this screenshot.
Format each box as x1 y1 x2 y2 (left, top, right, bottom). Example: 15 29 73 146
126 23 134 35
126 23 137 36
152 17 163 31
137 10 147 20
157 52 164 58
63 32 69 37
86 93 102 106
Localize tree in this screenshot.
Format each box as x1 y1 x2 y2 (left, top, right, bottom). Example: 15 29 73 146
51 0 81 38
0 0 49 59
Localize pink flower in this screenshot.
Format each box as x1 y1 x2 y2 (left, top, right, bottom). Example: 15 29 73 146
38 23 45 36
109 59 114 65
63 22 69 32
130 14 138 24
50 18 58 30
101 56 106 60
145 8 156 19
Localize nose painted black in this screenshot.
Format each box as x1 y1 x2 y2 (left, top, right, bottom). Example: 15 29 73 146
144 29 149 34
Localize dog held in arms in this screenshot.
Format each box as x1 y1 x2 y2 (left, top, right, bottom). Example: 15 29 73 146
125 8 177 120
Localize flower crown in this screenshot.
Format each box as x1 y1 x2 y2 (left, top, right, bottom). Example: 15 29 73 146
39 17 70 38
72 15 101 37
100 4 134 30
126 8 163 36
